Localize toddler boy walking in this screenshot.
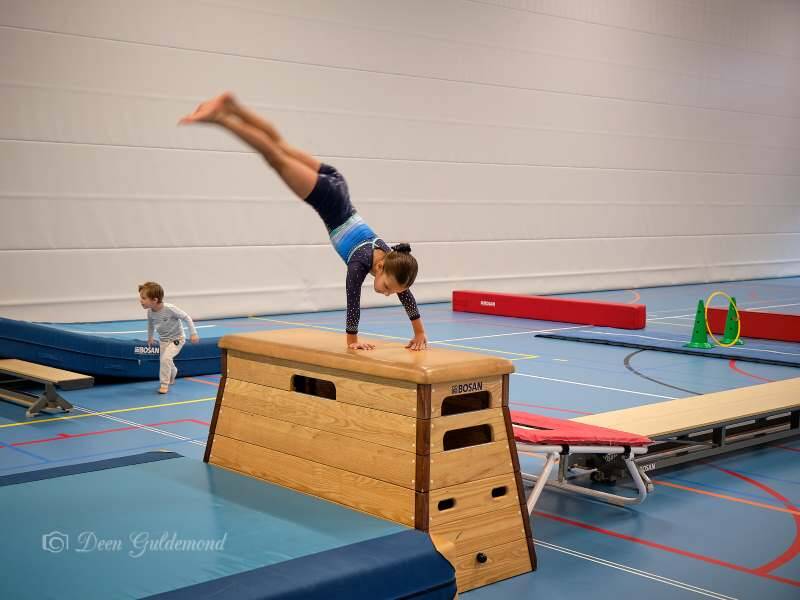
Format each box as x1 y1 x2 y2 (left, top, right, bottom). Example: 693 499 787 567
138 282 199 393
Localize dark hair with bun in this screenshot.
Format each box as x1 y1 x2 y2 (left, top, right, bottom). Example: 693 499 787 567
383 243 418 288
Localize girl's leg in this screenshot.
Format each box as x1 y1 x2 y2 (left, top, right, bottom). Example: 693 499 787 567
179 93 319 199
225 97 321 172
219 114 318 199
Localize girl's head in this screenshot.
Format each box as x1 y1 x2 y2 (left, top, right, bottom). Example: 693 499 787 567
138 281 164 309
374 243 418 296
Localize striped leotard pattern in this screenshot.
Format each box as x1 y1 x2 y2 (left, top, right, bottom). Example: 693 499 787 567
329 213 378 264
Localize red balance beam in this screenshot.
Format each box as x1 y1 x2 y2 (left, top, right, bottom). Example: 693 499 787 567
452 290 646 329
708 308 800 343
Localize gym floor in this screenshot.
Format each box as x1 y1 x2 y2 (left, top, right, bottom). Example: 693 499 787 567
1 277 798 599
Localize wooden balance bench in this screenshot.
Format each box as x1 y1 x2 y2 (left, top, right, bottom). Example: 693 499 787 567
204 328 536 593
0 358 94 417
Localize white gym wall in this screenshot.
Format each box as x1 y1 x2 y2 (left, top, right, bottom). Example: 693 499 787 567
1 0 799 322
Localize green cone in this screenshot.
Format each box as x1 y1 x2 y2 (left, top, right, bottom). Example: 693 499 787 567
685 300 713 349
721 296 744 345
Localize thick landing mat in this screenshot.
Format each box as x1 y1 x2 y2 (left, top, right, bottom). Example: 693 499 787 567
0 316 221 378
0 452 456 600
0 315 284 379
537 328 800 367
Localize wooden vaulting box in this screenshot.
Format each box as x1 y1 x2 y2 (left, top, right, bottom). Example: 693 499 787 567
204 328 536 592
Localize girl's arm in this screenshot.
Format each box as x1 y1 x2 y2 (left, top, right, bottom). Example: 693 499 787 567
345 258 374 350
397 290 426 350
407 316 427 351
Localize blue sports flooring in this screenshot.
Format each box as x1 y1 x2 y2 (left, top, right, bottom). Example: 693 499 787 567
1 277 799 599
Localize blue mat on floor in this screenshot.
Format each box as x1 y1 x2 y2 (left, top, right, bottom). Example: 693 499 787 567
0 315 293 379
0 316 222 378
0 452 456 600
537 328 800 367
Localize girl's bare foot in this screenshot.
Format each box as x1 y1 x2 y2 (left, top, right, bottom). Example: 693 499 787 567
178 92 236 125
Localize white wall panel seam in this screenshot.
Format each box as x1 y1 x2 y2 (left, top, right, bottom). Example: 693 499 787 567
5 193 799 208
465 0 800 62
197 0 800 91
2 18 798 105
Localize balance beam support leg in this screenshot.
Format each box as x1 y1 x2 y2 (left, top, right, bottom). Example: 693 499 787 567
26 384 73 417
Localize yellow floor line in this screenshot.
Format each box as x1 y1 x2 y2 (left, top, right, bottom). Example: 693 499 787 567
0 397 216 429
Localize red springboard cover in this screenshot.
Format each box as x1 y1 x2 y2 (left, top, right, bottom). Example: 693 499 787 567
511 411 652 447
707 308 800 343
452 290 646 329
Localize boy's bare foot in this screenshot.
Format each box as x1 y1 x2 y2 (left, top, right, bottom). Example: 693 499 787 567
178 92 236 125
158 385 169 394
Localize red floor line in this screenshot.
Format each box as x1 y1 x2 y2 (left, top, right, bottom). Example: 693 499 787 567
11 419 209 447
509 401 593 415
186 377 220 387
710 465 800 576
728 360 774 382
773 445 800 453
534 510 800 588
626 290 642 304
214 323 279 328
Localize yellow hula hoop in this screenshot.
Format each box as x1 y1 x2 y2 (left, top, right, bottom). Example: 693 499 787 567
704 291 741 348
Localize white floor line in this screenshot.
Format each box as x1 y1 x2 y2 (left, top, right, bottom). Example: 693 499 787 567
512 372 677 399
73 406 206 447
743 301 800 311
650 321 692 328
63 325 216 335
648 301 800 323
433 341 538 358
535 540 738 600
648 314 695 322
250 317 539 357
434 325 586 343
585 331 800 357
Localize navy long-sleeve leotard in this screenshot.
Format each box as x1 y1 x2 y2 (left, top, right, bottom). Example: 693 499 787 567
303 163 420 334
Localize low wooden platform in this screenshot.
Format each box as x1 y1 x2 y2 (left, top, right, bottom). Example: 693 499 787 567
0 358 93 417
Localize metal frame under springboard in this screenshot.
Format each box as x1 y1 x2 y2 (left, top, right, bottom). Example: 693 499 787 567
517 443 652 512
511 412 655 509
632 408 800 473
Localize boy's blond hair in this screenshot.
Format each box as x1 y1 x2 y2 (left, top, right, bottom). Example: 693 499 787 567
138 281 164 303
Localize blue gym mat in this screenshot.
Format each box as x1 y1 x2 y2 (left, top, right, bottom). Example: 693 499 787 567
0 452 456 600
0 315 285 379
